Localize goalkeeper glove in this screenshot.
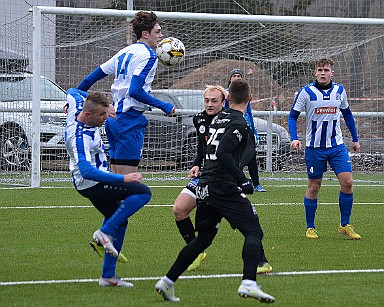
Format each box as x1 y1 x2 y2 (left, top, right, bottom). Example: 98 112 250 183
240 179 254 195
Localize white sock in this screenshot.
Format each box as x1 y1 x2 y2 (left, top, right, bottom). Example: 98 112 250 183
163 276 174 287
242 279 256 288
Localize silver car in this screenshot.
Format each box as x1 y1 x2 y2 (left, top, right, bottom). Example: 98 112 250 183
0 72 66 170
149 89 291 170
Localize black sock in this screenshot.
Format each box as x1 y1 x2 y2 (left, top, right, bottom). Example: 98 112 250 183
176 217 196 244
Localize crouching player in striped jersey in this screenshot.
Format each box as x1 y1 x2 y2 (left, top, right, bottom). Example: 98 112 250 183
288 57 361 240
65 88 151 287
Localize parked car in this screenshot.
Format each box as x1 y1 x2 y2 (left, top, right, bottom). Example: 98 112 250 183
148 89 291 170
0 49 29 73
0 77 290 172
0 71 66 170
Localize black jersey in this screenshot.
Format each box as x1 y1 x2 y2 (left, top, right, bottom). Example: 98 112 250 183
199 108 252 185
192 110 216 168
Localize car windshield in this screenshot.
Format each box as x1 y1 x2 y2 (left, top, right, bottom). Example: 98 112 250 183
0 76 66 102
173 93 204 110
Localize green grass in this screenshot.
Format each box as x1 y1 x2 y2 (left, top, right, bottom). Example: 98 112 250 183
0 175 383 306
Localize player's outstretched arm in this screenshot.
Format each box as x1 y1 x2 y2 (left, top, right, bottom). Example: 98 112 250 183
128 75 174 114
77 160 124 184
77 67 108 91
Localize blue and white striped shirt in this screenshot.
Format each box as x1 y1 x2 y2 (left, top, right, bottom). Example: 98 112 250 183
65 89 122 190
290 82 351 148
100 42 158 113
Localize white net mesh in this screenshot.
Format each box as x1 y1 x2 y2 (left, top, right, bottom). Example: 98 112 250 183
1 1 384 186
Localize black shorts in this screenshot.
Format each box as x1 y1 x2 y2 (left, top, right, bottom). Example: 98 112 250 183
77 182 151 219
184 177 199 195
195 181 263 238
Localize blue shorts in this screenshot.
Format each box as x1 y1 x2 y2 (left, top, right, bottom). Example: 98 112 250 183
105 109 148 165
305 144 352 179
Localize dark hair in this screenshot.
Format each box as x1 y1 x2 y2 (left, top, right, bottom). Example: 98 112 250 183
228 78 250 105
131 11 159 39
315 58 334 68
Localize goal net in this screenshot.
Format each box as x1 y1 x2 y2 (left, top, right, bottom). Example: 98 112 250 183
1 5 383 186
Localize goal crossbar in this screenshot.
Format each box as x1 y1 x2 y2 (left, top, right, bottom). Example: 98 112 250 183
33 6 384 25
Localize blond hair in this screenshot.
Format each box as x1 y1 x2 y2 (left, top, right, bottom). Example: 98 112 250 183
203 85 228 101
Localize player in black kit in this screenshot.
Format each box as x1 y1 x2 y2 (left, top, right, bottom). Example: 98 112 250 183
156 79 275 303
172 85 226 271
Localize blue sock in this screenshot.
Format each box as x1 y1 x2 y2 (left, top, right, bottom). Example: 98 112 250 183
102 193 151 235
304 197 318 228
102 223 128 278
339 191 353 226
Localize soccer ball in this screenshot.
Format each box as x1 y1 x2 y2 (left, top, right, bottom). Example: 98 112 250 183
156 37 185 66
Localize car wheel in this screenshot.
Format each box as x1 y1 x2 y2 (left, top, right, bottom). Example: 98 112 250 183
0 124 31 171
178 134 197 170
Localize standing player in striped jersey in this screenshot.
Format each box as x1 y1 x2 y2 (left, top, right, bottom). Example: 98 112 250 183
77 11 175 175
65 88 151 287
288 57 361 240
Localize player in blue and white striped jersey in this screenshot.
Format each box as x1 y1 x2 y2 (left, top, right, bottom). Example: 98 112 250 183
77 11 175 175
65 88 151 287
288 58 361 240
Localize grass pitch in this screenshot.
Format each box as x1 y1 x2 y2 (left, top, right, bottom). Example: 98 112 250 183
0 173 383 306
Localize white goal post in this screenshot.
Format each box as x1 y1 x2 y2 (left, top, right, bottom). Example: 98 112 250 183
2 6 384 187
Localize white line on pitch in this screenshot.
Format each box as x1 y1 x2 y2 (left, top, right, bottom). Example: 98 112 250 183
149 184 384 188
1 269 383 286
1 202 383 210
0 183 382 190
